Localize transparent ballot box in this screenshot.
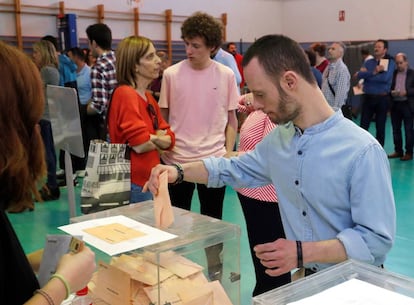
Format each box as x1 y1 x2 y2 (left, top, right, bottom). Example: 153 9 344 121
70 201 241 305
252 259 414 305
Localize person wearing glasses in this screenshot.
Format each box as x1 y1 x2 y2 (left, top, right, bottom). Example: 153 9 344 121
108 36 175 203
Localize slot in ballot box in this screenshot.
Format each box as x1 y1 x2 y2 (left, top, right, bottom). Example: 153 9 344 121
253 259 414 305
69 201 241 305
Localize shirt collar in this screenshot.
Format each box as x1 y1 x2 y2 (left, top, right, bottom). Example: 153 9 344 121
303 111 343 135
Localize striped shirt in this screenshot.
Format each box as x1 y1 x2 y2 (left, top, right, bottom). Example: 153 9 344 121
236 109 278 202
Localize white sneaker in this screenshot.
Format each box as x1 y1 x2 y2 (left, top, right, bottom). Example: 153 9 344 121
76 170 86 178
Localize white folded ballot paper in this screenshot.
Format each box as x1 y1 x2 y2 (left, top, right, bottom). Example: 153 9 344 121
379 58 389 71
59 215 177 256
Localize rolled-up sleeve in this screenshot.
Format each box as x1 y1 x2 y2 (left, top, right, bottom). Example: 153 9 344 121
337 143 395 266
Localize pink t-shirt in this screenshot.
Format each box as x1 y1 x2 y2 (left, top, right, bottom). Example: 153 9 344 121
159 60 239 164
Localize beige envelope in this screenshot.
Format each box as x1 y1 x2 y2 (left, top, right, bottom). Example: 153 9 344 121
83 223 146 244
154 170 174 229
209 280 234 305
93 261 131 305
143 283 183 305
179 285 214 305
131 282 151 305
111 255 173 286
143 250 204 278
186 270 209 286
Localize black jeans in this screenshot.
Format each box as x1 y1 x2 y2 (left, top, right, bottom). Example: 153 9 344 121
168 181 225 219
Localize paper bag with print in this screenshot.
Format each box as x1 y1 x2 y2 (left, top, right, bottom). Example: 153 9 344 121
154 170 174 229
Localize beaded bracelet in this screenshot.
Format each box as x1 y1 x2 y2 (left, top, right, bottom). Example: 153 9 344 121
296 240 303 268
34 289 55 305
50 273 71 299
171 163 184 185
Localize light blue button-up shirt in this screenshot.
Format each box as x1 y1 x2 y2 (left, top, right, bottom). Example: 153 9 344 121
204 111 396 271
213 48 242 87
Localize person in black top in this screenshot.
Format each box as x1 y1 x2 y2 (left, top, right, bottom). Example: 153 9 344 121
0 41 95 305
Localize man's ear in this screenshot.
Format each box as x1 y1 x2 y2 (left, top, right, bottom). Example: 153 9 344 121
281 71 298 91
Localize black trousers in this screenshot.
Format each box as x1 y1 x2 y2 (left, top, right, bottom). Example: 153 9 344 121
168 182 226 280
168 181 225 220
390 100 414 155
360 94 390 146
237 193 291 296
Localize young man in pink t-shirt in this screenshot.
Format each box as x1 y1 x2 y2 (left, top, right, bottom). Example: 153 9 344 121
158 12 239 280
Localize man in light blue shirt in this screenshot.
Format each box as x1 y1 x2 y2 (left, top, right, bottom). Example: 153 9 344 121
145 35 396 277
213 47 242 89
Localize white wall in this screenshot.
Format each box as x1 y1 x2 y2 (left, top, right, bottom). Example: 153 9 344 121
281 0 414 42
0 0 283 42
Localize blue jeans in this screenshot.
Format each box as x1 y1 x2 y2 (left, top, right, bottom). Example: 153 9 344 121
130 183 153 203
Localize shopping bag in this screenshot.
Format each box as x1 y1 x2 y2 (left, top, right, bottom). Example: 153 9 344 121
81 140 131 214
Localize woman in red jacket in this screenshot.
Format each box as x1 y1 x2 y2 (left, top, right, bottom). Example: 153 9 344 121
108 36 175 203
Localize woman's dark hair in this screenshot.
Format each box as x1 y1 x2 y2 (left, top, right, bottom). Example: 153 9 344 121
310 42 327 57
86 23 112 50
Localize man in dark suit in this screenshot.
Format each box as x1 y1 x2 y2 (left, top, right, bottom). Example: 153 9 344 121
388 53 414 161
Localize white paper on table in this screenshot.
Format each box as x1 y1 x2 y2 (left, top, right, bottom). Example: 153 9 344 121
59 215 177 256
353 85 364 95
287 278 414 305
